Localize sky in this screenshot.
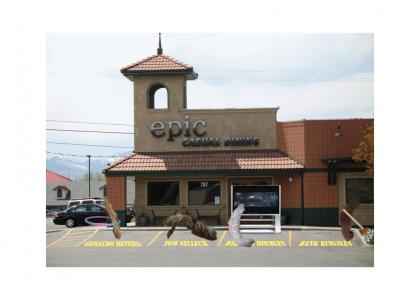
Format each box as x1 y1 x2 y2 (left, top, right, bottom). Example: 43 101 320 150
47 33 373 157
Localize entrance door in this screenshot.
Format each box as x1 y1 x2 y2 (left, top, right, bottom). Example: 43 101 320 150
227 177 273 217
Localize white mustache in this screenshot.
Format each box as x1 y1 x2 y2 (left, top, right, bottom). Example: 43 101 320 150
228 204 255 247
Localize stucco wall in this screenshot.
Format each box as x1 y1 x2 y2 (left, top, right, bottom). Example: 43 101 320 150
133 76 278 152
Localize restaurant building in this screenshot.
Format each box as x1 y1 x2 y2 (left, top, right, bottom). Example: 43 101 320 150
103 37 373 227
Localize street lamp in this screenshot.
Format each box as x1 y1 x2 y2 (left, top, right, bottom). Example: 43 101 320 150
87 155 91 198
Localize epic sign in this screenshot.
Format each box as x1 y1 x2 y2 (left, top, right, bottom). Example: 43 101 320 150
150 115 206 141
150 115 259 147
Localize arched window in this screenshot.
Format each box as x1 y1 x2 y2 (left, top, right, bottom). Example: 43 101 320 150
148 84 168 109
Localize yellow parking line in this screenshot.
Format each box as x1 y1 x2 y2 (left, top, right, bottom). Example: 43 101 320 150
68 231 94 235
75 229 98 247
288 231 292 247
217 230 228 247
47 229 72 248
147 231 163 247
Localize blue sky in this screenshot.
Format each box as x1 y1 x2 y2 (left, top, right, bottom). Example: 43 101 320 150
47 33 373 157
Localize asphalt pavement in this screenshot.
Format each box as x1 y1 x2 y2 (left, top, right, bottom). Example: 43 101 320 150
46 222 374 267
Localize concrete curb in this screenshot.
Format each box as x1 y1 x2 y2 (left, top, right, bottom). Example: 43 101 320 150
47 225 342 233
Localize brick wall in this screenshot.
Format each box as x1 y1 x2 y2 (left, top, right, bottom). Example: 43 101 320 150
304 119 373 168
273 174 301 208
277 118 373 213
106 176 126 210
303 173 338 208
277 121 305 163
277 119 373 168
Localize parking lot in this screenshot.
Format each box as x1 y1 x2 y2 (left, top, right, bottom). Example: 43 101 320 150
46 221 374 267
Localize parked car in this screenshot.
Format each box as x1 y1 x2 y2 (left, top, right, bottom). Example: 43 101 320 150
53 204 133 228
46 209 63 217
67 199 104 209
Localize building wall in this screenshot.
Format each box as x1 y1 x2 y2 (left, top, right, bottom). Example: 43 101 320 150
277 121 305 163
278 118 374 226
133 76 279 152
303 119 373 168
106 176 126 211
278 119 373 167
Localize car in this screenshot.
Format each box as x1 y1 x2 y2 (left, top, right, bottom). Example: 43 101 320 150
53 204 134 228
46 209 63 217
67 199 104 209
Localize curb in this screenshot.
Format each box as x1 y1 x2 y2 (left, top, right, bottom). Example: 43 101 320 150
47 225 342 233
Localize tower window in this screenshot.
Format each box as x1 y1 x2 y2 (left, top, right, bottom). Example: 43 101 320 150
148 84 168 109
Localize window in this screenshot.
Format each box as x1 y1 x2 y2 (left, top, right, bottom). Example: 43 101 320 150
147 181 180 206
346 178 374 204
82 200 94 205
188 181 221 205
75 206 88 212
148 84 168 109
57 188 62 198
102 186 107 197
89 205 103 212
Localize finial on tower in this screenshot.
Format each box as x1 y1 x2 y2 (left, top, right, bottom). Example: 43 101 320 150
157 33 163 55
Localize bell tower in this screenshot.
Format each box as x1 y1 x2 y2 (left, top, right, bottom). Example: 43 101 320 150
121 33 198 152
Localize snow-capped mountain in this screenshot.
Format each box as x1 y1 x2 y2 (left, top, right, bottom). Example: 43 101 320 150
46 153 129 180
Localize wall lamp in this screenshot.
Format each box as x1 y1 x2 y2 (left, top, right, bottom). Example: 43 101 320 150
335 125 343 137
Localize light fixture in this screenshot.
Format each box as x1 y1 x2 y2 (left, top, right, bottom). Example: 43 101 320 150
288 177 293 183
335 125 343 137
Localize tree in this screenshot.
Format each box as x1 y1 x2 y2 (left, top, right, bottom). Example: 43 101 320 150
78 172 105 181
352 123 374 176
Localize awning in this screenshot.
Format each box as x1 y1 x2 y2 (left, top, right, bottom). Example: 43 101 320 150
103 150 304 176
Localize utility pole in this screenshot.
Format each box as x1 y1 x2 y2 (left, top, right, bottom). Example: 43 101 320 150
87 155 91 198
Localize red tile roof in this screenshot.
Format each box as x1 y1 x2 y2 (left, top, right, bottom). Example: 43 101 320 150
52 185 71 191
46 170 73 182
121 54 193 73
104 151 304 174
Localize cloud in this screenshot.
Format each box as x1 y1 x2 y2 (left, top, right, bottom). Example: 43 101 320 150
188 72 373 121
47 33 373 155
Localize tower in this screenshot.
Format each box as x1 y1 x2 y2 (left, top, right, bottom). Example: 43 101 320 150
121 33 198 152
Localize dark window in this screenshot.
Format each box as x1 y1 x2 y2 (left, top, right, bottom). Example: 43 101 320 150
346 178 374 204
147 181 180 206
75 206 88 212
57 188 62 198
103 186 107 197
66 207 75 213
188 181 221 205
82 200 94 205
89 205 102 212
148 84 168 109
68 201 80 208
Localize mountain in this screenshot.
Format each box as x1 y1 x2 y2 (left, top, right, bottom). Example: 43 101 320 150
46 153 130 180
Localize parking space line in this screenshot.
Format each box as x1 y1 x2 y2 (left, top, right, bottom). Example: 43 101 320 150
75 229 98 247
289 231 292 247
147 231 163 247
47 230 72 248
67 231 95 235
217 230 227 247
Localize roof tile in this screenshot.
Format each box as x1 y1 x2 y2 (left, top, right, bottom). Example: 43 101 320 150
121 54 192 73
104 151 304 174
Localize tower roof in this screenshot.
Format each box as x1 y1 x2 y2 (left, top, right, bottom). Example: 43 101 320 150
121 34 198 80
121 54 193 73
